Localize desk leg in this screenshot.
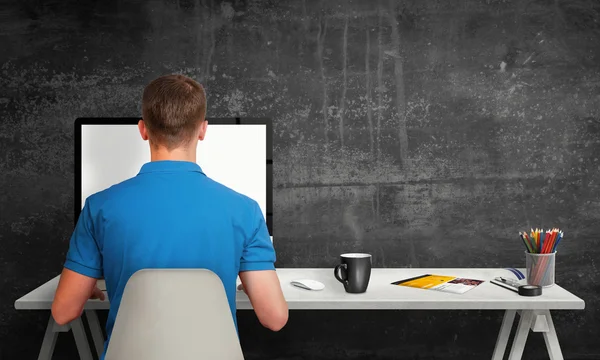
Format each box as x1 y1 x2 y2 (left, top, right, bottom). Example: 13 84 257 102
37 315 59 360
492 310 516 360
71 317 94 360
492 310 565 360
541 310 564 360
507 310 534 360
85 310 105 359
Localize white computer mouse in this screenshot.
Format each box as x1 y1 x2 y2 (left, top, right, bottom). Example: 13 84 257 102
290 279 325 291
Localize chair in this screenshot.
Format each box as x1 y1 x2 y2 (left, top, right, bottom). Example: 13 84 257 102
104 269 244 360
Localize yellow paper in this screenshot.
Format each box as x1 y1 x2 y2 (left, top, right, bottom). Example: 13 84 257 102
398 275 456 289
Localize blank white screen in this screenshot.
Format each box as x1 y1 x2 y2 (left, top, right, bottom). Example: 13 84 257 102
80 124 267 219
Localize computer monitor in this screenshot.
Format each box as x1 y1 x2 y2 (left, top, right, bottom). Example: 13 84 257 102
74 117 273 236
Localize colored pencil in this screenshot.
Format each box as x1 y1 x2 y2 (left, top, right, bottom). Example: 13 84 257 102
538 229 553 284
519 232 533 253
535 229 552 283
523 232 532 250
541 229 551 254
552 231 563 253
546 229 558 253
540 230 547 253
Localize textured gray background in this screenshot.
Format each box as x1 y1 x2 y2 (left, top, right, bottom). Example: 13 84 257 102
1 0 599 359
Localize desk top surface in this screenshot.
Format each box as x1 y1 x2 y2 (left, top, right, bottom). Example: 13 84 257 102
14 268 585 311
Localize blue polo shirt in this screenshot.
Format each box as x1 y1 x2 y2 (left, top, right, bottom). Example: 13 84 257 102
64 160 275 358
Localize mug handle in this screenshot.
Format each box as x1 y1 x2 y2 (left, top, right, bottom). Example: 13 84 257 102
334 264 348 285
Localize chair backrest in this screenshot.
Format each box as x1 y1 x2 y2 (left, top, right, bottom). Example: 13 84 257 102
104 269 244 360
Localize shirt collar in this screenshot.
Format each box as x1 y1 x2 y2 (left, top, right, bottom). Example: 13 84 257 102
138 160 205 175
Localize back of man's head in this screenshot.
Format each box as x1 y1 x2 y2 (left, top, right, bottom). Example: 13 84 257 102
142 74 206 150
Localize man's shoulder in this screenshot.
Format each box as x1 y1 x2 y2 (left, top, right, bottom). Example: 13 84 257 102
202 176 258 209
85 176 141 209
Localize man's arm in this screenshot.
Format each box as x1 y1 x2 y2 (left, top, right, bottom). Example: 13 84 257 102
52 199 105 325
52 269 104 325
239 270 288 331
238 202 288 331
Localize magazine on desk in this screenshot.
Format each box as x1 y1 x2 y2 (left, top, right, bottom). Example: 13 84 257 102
391 274 485 294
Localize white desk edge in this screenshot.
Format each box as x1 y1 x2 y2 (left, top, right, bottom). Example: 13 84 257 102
15 268 585 311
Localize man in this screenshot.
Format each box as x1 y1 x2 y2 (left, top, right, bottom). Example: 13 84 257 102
51 74 288 357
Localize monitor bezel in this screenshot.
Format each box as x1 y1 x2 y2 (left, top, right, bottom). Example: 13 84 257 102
74 117 273 235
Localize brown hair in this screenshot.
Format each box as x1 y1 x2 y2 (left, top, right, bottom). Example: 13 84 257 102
142 74 207 149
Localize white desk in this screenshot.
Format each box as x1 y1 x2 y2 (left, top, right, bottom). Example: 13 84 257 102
15 268 585 360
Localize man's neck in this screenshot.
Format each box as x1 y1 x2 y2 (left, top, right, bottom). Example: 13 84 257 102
150 145 197 163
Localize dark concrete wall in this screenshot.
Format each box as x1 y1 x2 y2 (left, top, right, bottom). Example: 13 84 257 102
1 0 599 359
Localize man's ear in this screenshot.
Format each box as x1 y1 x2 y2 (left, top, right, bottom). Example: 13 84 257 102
138 119 149 141
198 119 208 141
